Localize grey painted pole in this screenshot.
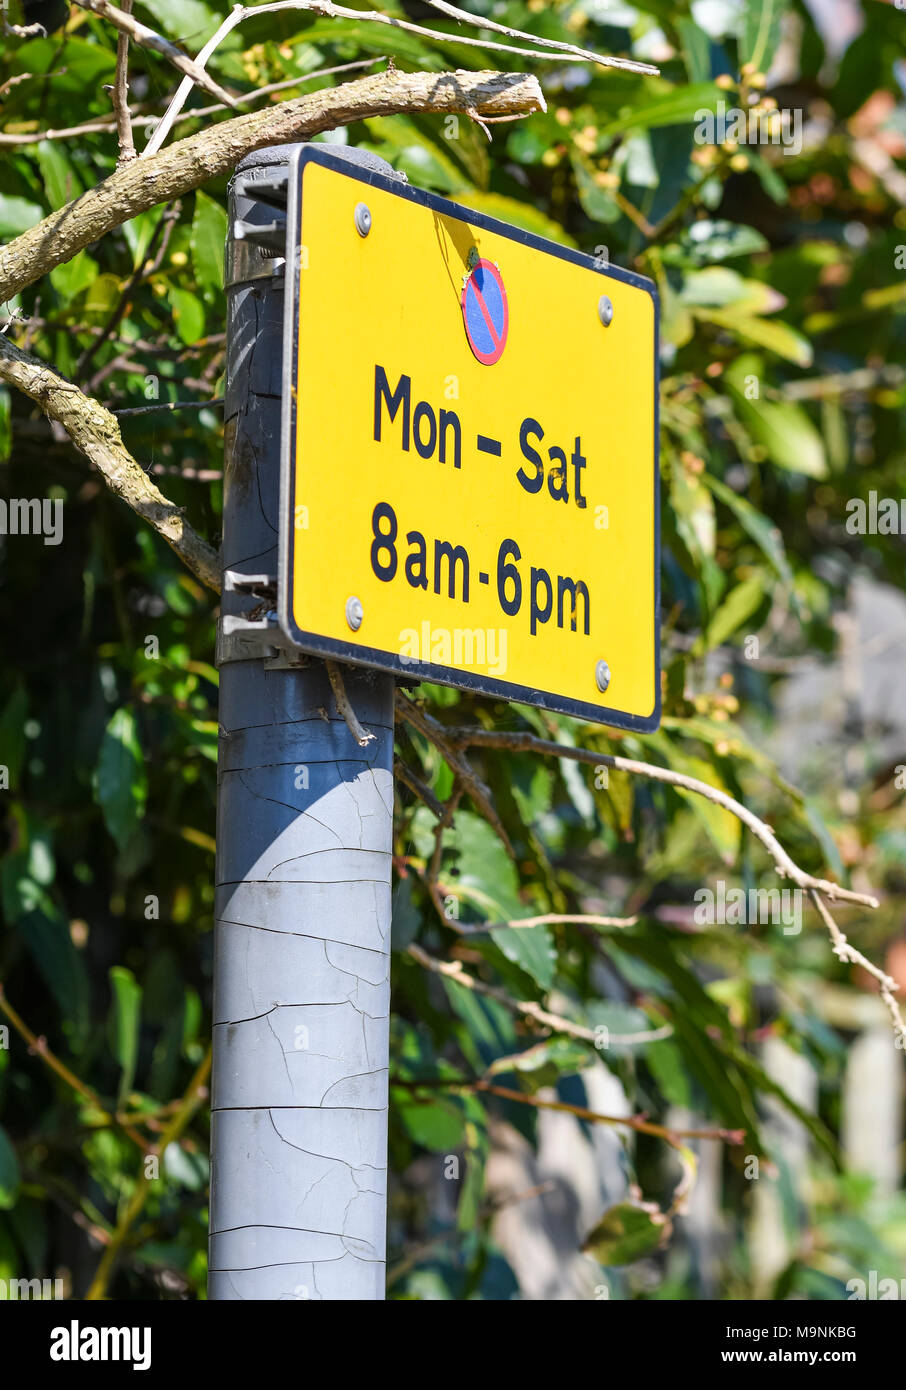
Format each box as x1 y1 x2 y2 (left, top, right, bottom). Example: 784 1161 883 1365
209 145 398 1300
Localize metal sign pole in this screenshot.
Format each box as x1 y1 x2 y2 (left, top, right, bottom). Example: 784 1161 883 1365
209 145 396 1300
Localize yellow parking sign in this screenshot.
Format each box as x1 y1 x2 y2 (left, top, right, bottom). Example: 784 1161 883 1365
279 146 660 730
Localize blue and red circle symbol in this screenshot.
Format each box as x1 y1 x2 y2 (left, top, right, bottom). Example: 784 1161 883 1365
461 258 508 365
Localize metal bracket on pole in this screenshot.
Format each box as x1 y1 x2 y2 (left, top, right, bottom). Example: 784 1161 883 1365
217 570 282 661
233 173 289 209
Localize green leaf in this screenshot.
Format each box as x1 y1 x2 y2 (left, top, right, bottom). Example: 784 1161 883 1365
586 1001 654 1054
804 803 845 882
506 112 562 165
299 18 449 67
456 1141 485 1231
486 1036 592 1084
163 1142 208 1190
725 358 826 474
36 141 83 210
50 251 98 300
704 308 813 367
139 0 218 42
12 36 115 92
1 865 90 1042
645 1039 692 1108
452 193 577 248
748 150 789 204
365 115 474 195
397 1094 467 1151
447 811 521 919
677 17 712 82
489 924 556 991
511 764 553 824
191 192 227 302
94 707 147 852
443 977 517 1073
391 143 468 194
0 1127 20 1211
169 287 206 346
571 154 620 224
0 194 43 239
671 463 716 559
614 932 760 1138
554 726 597 827
583 1200 671 1265
80 273 123 325
107 966 142 1108
695 573 766 654
739 0 789 74
441 789 555 995
599 82 722 139
445 811 558 991
660 278 694 347
639 734 742 863
681 267 779 312
723 1037 836 1161
703 473 796 589
622 933 834 1165
664 219 769 266
123 210 164 271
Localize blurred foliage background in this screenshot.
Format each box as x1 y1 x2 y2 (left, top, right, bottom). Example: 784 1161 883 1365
1 0 906 1301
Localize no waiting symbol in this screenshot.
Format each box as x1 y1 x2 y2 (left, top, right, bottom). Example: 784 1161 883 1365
461 258 508 366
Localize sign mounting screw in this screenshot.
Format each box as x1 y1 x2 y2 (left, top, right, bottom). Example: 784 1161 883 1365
345 596 364 631
354 203 372 237
595 660 611 693
598 294 614 327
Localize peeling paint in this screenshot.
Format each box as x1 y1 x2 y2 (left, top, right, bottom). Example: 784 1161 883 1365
211 153 392 1301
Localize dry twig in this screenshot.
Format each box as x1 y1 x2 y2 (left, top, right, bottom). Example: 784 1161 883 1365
325 661 376 746
71 0 237 107
143 0 656 155
0 68 544 306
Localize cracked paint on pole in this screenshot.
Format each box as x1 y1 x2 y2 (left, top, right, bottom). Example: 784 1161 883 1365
209 145 395 1300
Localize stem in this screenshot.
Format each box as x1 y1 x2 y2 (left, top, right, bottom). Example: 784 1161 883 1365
85 1047 212 1300
0 985 149 1152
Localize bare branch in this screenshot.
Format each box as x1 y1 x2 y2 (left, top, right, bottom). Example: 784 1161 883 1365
110 0 137 166
0 68 545 306
325 661 376 746
77 202 179 380
810 890 906 1047
0 120 143 148
396 692 513 855
85 1047 211 1300
1 18 46 37
71 0 238 108
0 60 387 148
0 336 220 592
426 0 656 73
0 72 32 101
408 942 601 1045
142 0 656 152
0 985 150 1153
459 911 639 932
471 1081 744 1145
394 757 445 818
112 396 224 417
440 721 879 909
409 714 904 1046
143 1 252 157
